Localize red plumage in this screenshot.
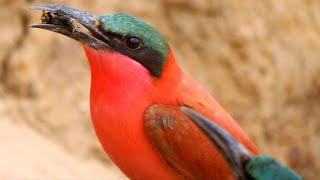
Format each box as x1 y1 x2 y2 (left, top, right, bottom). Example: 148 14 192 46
84 46 260 179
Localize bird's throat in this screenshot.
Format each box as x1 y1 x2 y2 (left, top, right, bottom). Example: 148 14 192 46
83 45 154 146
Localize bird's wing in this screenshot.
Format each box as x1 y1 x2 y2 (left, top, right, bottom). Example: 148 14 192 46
182 107 302 180
144 104 233 179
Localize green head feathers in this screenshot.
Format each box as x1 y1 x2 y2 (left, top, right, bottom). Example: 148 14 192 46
99 14 169 58
97 14 169 77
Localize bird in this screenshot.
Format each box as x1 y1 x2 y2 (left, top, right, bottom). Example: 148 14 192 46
31 4 261 179
181 106 302 180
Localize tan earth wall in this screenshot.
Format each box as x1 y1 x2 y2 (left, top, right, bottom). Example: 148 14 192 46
0 0 319 179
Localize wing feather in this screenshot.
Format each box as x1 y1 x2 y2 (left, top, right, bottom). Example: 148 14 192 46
144 104 233 180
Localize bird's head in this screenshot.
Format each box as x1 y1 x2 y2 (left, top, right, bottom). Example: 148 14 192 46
31 4 172 78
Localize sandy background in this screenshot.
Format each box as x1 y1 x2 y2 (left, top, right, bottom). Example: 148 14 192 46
0 0 319 179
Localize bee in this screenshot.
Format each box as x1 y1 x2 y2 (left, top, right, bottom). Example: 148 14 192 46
41 11 53 24
41 11 77 32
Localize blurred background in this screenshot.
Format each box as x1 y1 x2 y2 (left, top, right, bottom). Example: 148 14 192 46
0 0 319 179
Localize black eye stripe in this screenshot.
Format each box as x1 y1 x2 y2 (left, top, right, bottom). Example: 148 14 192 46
101 33 166 77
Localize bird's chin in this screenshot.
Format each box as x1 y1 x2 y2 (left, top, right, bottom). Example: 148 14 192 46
30 4 111 50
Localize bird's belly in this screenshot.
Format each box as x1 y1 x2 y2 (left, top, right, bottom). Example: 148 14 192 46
89 98 182 180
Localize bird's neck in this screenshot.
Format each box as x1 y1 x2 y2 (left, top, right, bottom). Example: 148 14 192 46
84 46 183 110
84 46 153 119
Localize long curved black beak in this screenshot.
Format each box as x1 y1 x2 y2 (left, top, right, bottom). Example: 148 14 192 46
30 4 110 50
181 106 253 180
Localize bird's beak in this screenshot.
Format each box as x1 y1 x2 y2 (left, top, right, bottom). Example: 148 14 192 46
30 4 110 50
181 106 253 180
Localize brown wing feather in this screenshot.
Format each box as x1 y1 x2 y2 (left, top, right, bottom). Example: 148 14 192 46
144 104 233 180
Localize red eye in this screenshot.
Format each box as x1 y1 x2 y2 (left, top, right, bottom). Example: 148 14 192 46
125 36 142 50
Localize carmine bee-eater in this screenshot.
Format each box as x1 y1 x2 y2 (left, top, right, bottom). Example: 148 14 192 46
182 106 302 180
31 4 261 179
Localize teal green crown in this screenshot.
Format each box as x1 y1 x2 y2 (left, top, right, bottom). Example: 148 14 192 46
99 14 169 58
